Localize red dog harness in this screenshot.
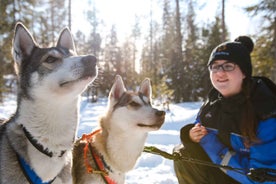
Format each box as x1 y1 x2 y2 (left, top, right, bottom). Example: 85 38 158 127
81 129 116 184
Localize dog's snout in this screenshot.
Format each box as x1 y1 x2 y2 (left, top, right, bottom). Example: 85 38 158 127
155 110 165 116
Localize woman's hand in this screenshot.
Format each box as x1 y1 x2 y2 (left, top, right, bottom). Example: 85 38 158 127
189 123 208 143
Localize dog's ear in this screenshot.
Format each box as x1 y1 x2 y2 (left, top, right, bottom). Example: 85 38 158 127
109 75 126 100
56 28 76 53
139 78 152 100
12 22 37 74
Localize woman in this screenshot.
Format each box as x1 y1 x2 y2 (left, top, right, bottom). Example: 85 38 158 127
174 36 276 184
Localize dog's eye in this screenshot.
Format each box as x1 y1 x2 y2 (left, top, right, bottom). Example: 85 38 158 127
129 101 140 107
45 56 58 63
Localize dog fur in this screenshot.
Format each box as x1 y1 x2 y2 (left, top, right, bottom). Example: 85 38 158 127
72 75 165 184
0 22 97 184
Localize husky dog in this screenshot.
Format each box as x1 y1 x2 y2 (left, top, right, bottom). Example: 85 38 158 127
0 23 98 184
72 75 166 184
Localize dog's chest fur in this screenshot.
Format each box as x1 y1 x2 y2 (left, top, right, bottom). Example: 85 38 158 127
0 102 76 183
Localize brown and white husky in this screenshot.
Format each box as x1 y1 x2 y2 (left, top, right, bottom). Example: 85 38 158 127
72 75 165 184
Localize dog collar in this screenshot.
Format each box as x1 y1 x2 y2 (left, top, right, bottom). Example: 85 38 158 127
17 153 55 184
21 125 66 158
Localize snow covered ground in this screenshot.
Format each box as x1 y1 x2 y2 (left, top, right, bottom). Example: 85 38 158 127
0 94 202 184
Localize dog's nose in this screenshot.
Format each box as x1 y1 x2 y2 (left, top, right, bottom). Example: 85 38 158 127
155 110 165 116
81 55 97 66
81 55 98 77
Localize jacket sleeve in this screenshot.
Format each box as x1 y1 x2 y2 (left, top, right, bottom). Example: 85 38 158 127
199 118 276 184
180 116 201 146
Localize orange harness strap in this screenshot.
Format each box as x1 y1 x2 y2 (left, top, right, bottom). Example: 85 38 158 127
81 129 116 184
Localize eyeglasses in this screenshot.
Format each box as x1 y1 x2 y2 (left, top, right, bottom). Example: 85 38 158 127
208 62 236 73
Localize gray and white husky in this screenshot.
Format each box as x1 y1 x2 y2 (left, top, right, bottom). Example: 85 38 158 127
72 75 165 184
0 22 98 184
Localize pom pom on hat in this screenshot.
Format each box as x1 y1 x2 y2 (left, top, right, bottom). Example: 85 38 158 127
234 36 254 53
208 36 254 78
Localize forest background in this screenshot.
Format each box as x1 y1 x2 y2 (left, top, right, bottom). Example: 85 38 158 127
0 0 275 103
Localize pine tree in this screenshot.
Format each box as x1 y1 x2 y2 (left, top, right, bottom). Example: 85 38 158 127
33 0 67 46
245 0 276 82
0 0 36 101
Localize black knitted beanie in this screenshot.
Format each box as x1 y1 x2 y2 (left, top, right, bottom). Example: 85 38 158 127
208 36 254 77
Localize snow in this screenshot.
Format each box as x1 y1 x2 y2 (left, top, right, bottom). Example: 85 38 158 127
0 94 202 184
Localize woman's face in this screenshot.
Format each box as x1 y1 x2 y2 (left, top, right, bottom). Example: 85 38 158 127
209 60 245 97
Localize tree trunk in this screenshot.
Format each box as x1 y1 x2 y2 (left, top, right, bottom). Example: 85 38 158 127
221 0 226 42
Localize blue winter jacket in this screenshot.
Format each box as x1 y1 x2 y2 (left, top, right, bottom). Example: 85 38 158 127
199 117 276 184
